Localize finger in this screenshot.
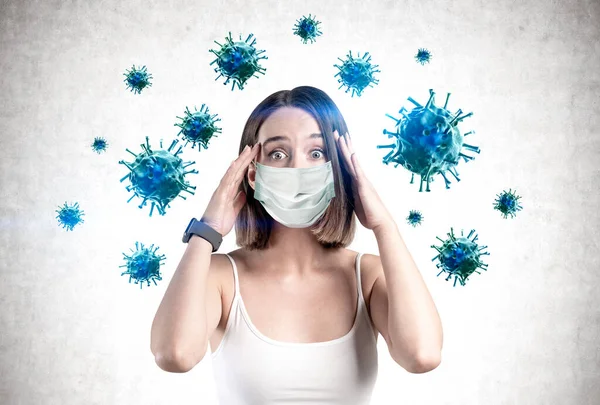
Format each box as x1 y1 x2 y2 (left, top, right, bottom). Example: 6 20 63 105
232 143 260 189
222 144 257 193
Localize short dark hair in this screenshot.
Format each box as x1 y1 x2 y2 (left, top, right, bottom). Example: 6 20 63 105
235 86 357 250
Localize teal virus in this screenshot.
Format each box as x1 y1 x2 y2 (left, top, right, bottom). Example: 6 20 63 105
415 48 432 65
123 64 153 94
120 241 165 289
174 104 222 151
431 228 490 287
494 188 523 219
334 51 380 97
209 32 268 91
119 136 198 217
406 210 424 227
55 201 85 231
377 89 480 192
91 137 108 154
293 14 322 44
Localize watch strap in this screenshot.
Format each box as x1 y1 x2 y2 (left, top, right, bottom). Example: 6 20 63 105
183 218 223 252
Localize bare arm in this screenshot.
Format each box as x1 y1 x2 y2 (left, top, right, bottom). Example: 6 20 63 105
150 235 216 372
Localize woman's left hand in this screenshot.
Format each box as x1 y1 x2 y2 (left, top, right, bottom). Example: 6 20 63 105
333 130 395 232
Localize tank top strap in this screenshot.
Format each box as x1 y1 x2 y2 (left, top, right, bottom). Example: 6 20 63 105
355 252 365 303
223 253 240 300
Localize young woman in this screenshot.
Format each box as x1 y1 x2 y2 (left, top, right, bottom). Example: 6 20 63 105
151 86 443 404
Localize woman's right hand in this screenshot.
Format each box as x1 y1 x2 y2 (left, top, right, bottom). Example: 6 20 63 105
200 142 261 236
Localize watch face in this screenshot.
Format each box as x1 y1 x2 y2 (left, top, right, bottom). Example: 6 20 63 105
185 218 196 232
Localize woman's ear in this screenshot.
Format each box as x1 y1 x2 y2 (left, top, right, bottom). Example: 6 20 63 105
247 160 256 191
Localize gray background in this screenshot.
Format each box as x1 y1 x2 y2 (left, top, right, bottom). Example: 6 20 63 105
1 0 599 404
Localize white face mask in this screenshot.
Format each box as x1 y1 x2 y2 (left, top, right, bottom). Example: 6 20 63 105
253 161 336 228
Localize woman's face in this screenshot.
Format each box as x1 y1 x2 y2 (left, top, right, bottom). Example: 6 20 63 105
255 107 328 169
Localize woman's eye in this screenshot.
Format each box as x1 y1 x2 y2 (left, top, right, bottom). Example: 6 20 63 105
270 150 286 160
312 149 325 159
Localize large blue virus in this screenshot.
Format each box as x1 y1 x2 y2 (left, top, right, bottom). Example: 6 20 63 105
494 188 523 219
377 89 480 192
209 32 268 91
174 104 222 151
119 136 198 217
431 228 490 287
55 201 85 231
123 65 153 94
334 51 380 97
119 241 165 289
91 137 108 154
293 14 322 44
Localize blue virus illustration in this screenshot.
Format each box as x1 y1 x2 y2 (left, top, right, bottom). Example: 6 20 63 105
493 188 523 219
209 32 268 91
55 201 85 231
123 64 153 94
431 228 490 287
91 137 108 154
377 89 480 192
334 51 380 97
293 14 322 44
406 210 424 227
174 104 222 151
119 136 198 217
415 48 432 65
119 241 165 289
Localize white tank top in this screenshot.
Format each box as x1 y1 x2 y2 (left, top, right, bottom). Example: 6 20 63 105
210 252 379 405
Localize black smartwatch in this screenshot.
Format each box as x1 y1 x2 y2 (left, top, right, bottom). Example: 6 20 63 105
182 218 223 252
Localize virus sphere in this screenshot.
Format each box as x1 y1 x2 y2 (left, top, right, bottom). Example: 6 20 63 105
431 228 490 287
406 210 424 227
91 137 108 154
119 241 165 289
415 48 432 65
293 14 322 44
123 65 153 94
334 51 380 97
118 136 198 217
174 104 222 151
56 201 85 231
377 89 480 192
209 32 268 91
493 188 523 219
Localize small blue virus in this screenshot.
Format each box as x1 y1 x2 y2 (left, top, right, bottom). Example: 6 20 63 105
119 241 165 289
377 89 480 192
55 201 85 231
334 51 380 97
91 137 108 154
293 14 322 44
123 65 153 94
174 104 222 151
406 210 424 227
415 48 432 65
119 136 198 217
494 188 523 219
209 32 268 91
431 228 490 287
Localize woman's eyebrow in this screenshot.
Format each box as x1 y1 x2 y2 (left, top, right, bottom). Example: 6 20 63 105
262 133 322 148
